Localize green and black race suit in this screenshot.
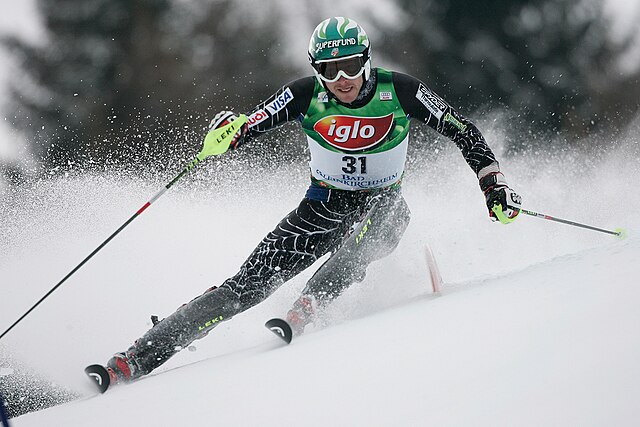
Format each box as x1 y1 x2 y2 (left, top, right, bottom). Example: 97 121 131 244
244 67 498 190
119 69 500 375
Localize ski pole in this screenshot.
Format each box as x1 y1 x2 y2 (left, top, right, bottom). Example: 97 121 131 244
520 208 626 238
0 115 247 342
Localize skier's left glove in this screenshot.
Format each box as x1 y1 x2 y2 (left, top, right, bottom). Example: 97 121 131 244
479 170 522 224
208 110 247 150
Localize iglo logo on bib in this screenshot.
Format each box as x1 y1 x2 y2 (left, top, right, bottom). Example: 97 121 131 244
313 113 394 151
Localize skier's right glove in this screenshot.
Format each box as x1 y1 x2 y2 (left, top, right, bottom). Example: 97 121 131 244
479 171 522 224
208 110 247 151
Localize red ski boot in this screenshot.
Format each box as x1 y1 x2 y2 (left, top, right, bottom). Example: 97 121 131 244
106 351 142 384
286 295 317 336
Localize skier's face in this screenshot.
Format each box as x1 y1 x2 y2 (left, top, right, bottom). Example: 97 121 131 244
325 75 364 104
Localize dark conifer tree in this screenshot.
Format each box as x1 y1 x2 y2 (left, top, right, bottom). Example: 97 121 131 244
378 0 630 140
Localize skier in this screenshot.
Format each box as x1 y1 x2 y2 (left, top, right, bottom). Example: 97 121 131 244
103 17 521 385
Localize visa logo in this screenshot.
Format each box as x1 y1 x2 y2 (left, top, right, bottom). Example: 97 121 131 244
266 87 294 115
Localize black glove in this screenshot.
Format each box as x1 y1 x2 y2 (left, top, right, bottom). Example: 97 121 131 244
479 171 522 224
208 110 246 150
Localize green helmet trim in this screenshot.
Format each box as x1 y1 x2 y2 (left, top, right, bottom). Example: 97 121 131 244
308 17 372 83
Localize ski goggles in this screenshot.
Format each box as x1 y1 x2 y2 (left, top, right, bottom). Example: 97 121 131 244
312 54 366 83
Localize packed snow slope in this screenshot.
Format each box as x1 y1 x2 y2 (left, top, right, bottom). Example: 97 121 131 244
1 126 639 426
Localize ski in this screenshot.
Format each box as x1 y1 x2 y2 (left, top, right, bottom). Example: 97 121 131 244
265 318 293 344
85 364 111 394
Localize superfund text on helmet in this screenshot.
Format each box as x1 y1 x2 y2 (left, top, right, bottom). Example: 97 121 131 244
308 17 371 83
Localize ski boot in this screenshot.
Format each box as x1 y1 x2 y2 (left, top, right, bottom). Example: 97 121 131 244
85 351 143 393
286 294 318 336
105 351 143 385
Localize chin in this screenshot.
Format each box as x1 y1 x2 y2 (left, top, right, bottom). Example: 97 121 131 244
327 79 362 103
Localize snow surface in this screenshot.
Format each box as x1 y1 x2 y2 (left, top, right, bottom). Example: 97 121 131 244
1 1 639 424
1 129 640 426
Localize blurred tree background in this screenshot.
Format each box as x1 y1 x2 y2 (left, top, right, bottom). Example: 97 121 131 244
378 0 639 150
1 0 301 176
1 0 639 182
